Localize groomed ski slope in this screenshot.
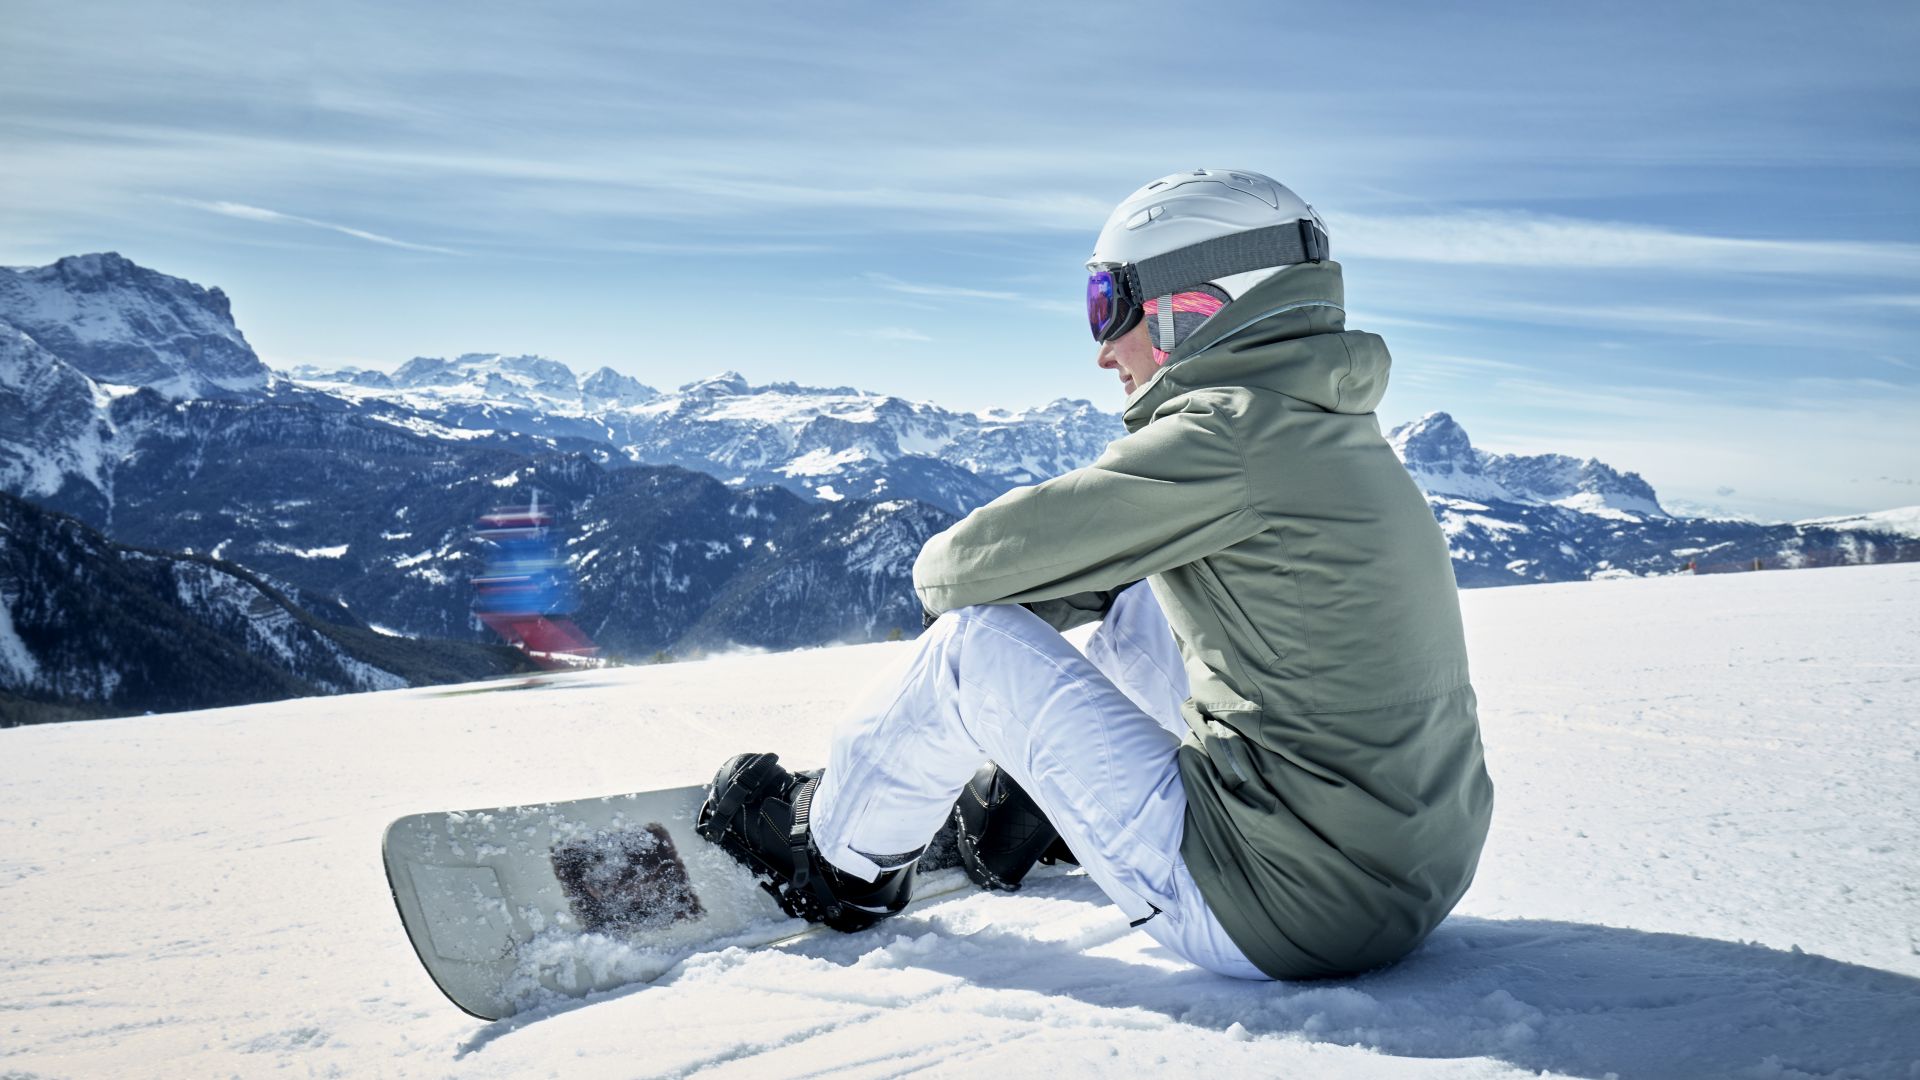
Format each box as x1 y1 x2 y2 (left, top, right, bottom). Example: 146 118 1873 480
4 563 1918 1079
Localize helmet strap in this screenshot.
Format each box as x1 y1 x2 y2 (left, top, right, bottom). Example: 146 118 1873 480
1127 218 1328 301
1155 294 1177 353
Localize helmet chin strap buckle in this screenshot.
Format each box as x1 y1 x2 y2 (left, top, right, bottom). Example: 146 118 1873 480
1299 218 1328 263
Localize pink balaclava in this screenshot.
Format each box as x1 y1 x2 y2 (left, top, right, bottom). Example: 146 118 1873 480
1140 285 1228 365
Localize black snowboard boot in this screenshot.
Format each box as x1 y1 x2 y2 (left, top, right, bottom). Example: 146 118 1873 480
952 762 1077 891
695 752 916 933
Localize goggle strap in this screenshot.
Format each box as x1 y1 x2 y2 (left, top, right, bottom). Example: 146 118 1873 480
1130 219 1328 301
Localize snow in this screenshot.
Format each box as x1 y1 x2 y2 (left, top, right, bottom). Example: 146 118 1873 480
1797 504 1920 540
0 324 119 503
258 541 350 559
702 390 879 428
1550 492 1647 521
1435 499 1532 538
895 427 956 456
334 653 409 694
1402 467 1518 505
375 412 496 441
780 447 871 477
0 591 41 684
3 563 1919 1077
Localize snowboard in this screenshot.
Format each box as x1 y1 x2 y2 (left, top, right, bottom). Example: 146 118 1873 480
382 783 972 1020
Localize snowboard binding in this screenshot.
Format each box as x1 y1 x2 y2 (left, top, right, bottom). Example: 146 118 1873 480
695 752 915 933
952 763 1077 891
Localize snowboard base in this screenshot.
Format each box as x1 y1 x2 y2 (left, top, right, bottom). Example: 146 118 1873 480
383 784 972 1019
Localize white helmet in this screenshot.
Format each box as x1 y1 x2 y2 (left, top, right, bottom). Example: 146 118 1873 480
1084 169 1327 348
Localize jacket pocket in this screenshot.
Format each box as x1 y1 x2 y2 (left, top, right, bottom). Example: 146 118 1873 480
1193 556 1285 667
1200 719 1253 792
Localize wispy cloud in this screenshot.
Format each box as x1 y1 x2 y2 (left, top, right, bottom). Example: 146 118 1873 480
1413 353 1535 374
867 273 1081 315
1835 293 1920 311
1481 299 1826 336
181 200 463 255
1345 310 1456 331
847 326 933 343
1334 210 1920 275
597 239 832 256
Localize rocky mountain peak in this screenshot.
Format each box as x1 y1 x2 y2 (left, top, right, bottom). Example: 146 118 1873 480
1388 411 1668 518
1491 454 1666 517
0 252 264 398
1387 411 1477 469
580 366 659 408
680 370 751 395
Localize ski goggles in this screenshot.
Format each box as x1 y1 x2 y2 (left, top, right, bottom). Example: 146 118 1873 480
1085 218 1330 343
1086 267 1142 343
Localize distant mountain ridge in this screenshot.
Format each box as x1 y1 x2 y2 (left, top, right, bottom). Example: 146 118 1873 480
1389 411 1667 520
288 355 1122 515
11 382 956 658
0 492 534 725
1383 412 1917 585
286 353 661 415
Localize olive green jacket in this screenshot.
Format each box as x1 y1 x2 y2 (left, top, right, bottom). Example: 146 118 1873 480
912 261 1493 979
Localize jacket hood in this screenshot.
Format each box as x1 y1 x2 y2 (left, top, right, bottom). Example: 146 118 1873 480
1121 260 1391 431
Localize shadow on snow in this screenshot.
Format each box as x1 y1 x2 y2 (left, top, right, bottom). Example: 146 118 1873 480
459 874 1920 1078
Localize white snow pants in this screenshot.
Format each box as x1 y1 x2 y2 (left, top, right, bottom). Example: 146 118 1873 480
810 583 1269 980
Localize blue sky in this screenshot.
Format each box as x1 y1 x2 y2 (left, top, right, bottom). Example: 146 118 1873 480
3 0 1916 520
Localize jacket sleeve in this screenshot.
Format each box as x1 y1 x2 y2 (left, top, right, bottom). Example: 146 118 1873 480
913 393 1264 614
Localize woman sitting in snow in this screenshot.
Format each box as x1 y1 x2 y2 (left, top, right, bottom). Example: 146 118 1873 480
698 168 1494 981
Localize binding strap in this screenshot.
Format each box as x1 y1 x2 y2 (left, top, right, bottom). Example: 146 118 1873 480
787 775 819 896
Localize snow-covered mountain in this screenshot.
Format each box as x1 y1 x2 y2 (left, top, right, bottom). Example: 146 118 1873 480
1380 411 1920 585
0 256 962 673
608 372 1120 510
1795 505 1920 540
0 322 120 518
1390 411 1666 520
27 393 953 658
0 492 532 723
308 352 663 415
289 361 1121 515
0 252 268 397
